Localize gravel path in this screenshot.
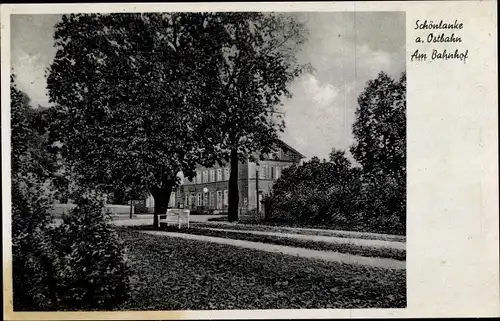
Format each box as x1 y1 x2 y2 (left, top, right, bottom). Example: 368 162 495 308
200 221 405 242
142 230 406 270
198 227 405 250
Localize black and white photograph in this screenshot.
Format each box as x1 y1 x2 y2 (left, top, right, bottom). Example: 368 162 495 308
7 9 408 312
4 1 499 319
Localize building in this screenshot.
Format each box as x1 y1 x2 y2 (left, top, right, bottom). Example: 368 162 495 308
181 140 305 214
143 188 180 213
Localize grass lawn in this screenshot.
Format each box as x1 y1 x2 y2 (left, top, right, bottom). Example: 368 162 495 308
197 221 406 242
116 228 406 310
161 227 406 261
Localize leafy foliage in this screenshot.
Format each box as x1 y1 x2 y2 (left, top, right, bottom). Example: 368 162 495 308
11 75 57 183
50 194 131 310
46 13 229 224
11 75 59 310
351 72 406 178
265 151 362 229
203 13 310 162
11 75 131 310
351 72 406 235
261 72 406 235
11 178 58 311
203 13 310 221
46 12 309 223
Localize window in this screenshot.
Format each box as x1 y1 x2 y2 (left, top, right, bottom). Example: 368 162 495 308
197 193 201 206
217 169 222 181
276 167 281 179
271 166 275 180
203 171 208 183
224 167 230 180
210 170 215 182
196 172 202 184
259 165 267 179
185 195 189 206
204 192 208 205
209 192 214 206
223 190 228 206
217 191 223 209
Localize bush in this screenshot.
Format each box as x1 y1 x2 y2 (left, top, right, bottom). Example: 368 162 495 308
357 174 406 235
265 155 363 230
11 75 132 310
12 187 132 311
11 74 60 311
50 193 131 310
12 176 59 311
264 151 405 235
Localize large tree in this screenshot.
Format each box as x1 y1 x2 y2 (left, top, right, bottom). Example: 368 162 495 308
205 13 309 221
47 13 227 227
350 71 406 179
350 71 406 233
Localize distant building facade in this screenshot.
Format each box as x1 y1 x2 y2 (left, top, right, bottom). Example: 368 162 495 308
144 188 180 212
181 140 305 214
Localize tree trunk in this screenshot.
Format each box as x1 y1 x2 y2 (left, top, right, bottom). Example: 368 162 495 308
150 180 174 228
228 148 239 222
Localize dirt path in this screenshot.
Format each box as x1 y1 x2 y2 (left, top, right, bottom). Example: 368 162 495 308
197 227 405 250
199 221 405 242
142 230 406 270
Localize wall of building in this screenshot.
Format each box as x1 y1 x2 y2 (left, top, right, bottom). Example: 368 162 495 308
180 141 304 213
145 192 177 209
181 160 249 212
247 159 293 210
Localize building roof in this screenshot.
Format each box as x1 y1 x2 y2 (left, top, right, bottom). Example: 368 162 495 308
277 139 306 159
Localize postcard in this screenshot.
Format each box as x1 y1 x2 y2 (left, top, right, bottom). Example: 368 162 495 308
1 1 498 319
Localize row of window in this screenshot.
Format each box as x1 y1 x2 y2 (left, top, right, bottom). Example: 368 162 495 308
258 164 289 180
185 190 229 207
191 165 290 185
193 168 230 184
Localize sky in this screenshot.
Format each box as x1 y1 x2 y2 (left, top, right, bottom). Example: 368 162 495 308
10 12 405 161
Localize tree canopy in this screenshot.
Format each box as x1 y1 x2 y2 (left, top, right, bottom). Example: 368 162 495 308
47 13 231 224
350 71 406 234
351 71 406 180
47 12 309 224
203 13 309 161
201 13 309 221
47 13 224 188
